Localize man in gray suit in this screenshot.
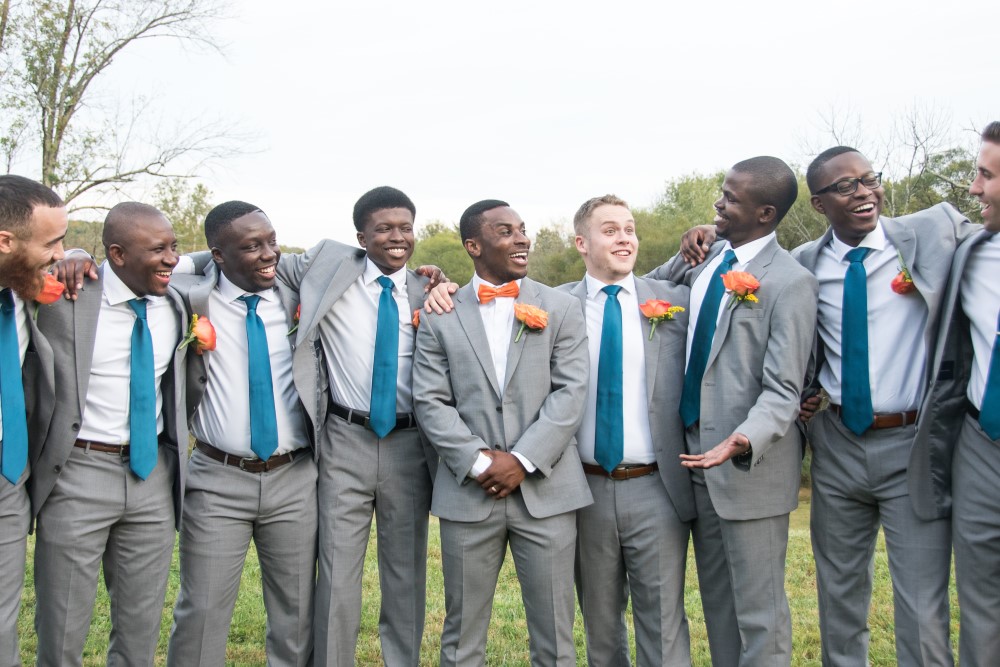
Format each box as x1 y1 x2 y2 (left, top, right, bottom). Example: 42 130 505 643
167 202 317 666
648 156 818 666
793 148 974 667
412 200 591 666
920 121 1000 667
0 175 66 666
276 186 435 666
561 194 696 665
27 202 188 666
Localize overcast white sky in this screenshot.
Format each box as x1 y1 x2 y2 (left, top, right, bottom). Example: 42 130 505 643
24 0 1000 248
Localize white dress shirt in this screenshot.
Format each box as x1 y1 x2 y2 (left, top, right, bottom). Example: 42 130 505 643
686 232 775 369
576 273 655 465
468 274 535 477
961 233 1000 409
321 259 414 414
0 289 29 442
77 263 180 444
191 273 310 457
815 221 927 412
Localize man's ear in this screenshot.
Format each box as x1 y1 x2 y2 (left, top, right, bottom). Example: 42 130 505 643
758 205 777 226
0 230 15 255
464 238 481 258
810 195 825 215
356 231 367 249
210 246 224 264
107 243 126 267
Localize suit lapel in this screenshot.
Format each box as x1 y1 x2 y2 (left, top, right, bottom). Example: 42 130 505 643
795 227 833 272
298 253 365 343
504 279 540 389
405 270 425 327
454 283 502 399
634 278 659 405
73 274 104 416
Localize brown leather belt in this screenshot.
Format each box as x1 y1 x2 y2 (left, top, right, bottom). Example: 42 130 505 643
583 462 659 480
328 399 417 432
195 440 302 473
829 404 918 430
74 439 130 455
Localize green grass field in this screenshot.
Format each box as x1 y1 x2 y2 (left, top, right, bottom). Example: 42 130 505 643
17 491 959 665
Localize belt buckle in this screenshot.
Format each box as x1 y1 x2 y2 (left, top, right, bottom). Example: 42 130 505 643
119 445 129 461
239 457 250 471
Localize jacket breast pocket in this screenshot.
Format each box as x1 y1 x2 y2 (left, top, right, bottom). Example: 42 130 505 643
730 308 765 319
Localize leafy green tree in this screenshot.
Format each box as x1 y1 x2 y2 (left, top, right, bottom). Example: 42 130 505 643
153 178 212 253
409 221 473 286
527 226 582 287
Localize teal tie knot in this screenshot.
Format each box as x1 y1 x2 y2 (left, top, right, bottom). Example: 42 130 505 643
370 275 399 438
240 293 278 460
0 287 26 484
722 249 737 267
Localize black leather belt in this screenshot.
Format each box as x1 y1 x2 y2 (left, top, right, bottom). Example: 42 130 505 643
195 440 303 473
328 399 417 432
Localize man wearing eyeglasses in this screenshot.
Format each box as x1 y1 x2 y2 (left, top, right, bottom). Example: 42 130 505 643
793 147 975 667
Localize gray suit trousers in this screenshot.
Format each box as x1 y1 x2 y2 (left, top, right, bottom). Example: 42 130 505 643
313 415 431 667
0 470 28 667
167 447 318 667
953 413 1000 667
809 409 952 667
690 465 792 667
439 492 577 667
34 445 176 667
576 471 691 666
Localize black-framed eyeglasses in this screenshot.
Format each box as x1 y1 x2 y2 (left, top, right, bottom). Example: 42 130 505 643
813 172 882 196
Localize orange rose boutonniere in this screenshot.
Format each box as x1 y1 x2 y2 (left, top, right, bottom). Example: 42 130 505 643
178 314 217 355
287 304 301 336
639 299 685 340
890 250 916 295
721 271 760 310
513 303 548 342
411 309 421 329
32 274 65 319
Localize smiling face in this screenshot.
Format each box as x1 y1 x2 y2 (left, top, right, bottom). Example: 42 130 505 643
809 151 884 246
713 170 774 247
0 204 67 300
575 204 637 283
357 207 415 275
970 139 1000 233
107 213 178 297
465 206 530 284
212 211 280 292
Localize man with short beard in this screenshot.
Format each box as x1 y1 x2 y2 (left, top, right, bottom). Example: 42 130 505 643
0 175 66 666
27 202 188 667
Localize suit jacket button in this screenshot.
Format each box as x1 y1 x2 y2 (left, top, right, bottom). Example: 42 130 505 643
54 465 61 473
496 406 502 412
199 376 207 384
71 423 80 431
494 444 501 450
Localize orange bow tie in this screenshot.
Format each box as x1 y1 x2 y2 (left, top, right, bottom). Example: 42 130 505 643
477 282 519 304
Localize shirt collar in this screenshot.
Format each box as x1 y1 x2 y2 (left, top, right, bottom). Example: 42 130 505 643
100 261 164 306
725 231 776 267
584 272 635 300
829 219 887 262
217 271 278 304
363 258 407 291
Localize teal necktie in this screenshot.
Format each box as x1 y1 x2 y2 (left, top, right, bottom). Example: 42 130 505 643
240 295 278 460
841 247 873 435
0 289 27 484
369 276 398 439
979 308 1000 440
595 285 623 472
127 298 157 479
680 249 737 428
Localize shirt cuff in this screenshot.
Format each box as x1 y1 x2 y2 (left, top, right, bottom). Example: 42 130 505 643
468 452 492 479
511 452 536 473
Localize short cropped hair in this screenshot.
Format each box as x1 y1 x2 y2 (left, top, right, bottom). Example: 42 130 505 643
0 175 64 239
103 202 167 248
982 121 1000 145
352 186 416 232
204 201 263 247
459 199 509 242
806 146 861 194
573 194 629 236
731 156 798 223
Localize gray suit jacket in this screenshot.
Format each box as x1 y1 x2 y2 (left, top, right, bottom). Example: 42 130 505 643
168 263 304 430
792 202 978 520
412 277 593 521
559 275 696 523
274 240 429 447
649 237 818 520
25 272 189 528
